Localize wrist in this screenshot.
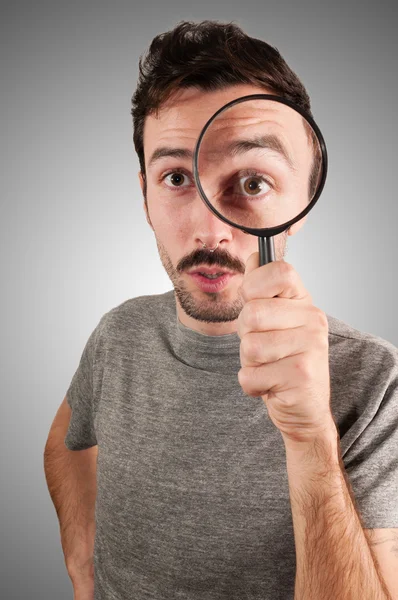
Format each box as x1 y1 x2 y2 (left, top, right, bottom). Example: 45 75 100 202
66 554 94 582
282 422 341 470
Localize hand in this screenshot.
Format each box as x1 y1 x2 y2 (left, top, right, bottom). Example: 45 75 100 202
237 253 336 445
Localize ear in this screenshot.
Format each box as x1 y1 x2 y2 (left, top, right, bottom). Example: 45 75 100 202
138 171 145 195
138 171 153 230
288 215 308 236
144 203 153 229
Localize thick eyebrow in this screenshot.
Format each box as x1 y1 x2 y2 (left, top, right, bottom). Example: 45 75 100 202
227 134 297 171
148 146 193 168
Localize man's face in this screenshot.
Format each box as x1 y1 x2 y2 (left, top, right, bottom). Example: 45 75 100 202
141 84 301 324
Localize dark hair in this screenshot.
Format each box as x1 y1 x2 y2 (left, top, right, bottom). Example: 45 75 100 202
131 20 321 199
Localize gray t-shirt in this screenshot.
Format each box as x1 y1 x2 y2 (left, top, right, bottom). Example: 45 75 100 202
65 290 398 600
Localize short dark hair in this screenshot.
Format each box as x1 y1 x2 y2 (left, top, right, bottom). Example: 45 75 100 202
131 20 320 199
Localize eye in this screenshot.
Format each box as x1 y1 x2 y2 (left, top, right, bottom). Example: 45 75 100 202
163 171 192 188
237 175 272 197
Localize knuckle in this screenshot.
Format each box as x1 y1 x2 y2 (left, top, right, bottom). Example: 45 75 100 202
240 336 251 362
236 311 245 338
307 308 329 350
280 261 295 280
314 307 328 330
316 330 329 351
238 367 251 393
244 300 262 331
263 330 283 362
278 394 297 410
280 260 294 274
242 334 263 365
238 283 250 303
294 356 312 382
238 367 260 396
252 303 264 329
279 261 298 292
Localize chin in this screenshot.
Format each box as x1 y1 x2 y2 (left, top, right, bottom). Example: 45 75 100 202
176 287 243 323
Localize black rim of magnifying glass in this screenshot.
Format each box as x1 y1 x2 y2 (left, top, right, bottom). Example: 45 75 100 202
192 94 328 238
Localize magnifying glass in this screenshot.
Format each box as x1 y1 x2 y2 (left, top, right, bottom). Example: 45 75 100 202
193 94 328 266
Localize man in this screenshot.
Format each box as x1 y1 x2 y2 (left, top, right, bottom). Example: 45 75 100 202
44 21 398 600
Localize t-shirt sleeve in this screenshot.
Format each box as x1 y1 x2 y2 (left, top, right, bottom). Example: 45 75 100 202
64 314 107 451
340 339 398 529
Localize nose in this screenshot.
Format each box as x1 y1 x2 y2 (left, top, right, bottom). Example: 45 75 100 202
193 192 233 251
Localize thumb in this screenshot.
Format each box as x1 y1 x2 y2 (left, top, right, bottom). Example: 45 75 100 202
244 251 260 277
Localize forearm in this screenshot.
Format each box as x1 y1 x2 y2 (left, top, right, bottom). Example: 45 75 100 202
284 428 392 600
43 409 97 579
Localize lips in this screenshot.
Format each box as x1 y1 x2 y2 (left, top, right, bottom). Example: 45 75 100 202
189 267 232 275
188 271 234 293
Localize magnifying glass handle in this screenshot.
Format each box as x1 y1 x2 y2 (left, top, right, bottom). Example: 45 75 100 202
259 236 275 266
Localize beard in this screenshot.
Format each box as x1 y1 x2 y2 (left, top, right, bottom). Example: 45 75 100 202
154 232 289 324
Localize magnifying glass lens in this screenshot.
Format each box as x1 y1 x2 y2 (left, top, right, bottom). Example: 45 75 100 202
195 98 323 230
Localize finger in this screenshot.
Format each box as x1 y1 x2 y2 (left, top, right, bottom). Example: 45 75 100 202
240 326 312 368
242 258 310 302
238 353 312 398
238 298 321 338
244 251 261 276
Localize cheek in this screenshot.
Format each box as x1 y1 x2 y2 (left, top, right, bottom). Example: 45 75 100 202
146 184 197 239
238 230 259 255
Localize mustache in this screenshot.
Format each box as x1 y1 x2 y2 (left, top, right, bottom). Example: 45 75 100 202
177 248 245 273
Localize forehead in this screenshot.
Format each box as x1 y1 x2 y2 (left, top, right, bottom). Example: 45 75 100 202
199 100 307 154
142 84 278 168
143 85 312 175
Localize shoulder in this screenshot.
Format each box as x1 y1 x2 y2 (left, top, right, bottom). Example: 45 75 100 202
96 289 176 341
326 313 398 412
327 313 398 371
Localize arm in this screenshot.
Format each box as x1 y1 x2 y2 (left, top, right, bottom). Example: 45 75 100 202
43 396 97 593
284 430 394 600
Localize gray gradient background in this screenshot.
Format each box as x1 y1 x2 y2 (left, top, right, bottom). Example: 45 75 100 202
1 0 397 598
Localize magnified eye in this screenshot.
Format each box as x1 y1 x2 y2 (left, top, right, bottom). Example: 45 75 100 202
238 175 272 196
163 171 192 188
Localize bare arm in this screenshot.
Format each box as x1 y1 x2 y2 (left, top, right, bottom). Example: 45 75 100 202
43 397 97 590
284 431 393 600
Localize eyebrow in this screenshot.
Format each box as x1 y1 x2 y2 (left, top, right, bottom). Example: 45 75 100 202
148 146 193 168
227 134 297 171
147 134 296 171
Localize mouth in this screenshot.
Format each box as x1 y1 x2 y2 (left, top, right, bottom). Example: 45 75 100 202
187 268 236 292
188 267 234 279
